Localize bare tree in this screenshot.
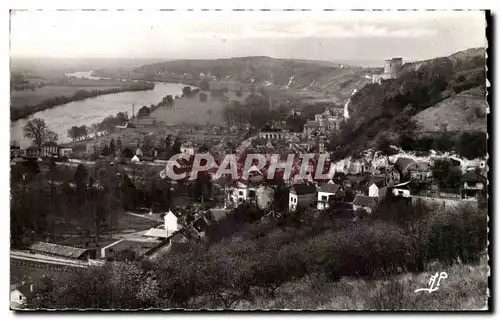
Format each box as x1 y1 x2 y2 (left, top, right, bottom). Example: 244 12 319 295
23 118 48 147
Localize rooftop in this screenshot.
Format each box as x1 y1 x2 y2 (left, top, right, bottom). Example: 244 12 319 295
352 195 378 208
460 171 487 183
318 183 340 194
28 241 89 259
291 183 317 195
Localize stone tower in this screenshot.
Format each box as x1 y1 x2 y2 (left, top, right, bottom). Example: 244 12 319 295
384 58 403 78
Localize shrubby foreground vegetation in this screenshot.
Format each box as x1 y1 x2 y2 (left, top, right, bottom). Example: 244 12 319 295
26 196 487 310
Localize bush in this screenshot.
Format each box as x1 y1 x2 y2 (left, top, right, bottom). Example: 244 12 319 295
427 204 487 265
199 92 208 102
457 132 487 159
321 222 414 280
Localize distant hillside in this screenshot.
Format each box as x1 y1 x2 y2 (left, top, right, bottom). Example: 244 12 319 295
413 86 487 133
333 47 486 159
135 56 376 103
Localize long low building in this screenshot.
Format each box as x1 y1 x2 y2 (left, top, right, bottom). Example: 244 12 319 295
11 250 90 270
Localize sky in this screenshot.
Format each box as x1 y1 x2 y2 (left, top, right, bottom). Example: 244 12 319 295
10 10 487 62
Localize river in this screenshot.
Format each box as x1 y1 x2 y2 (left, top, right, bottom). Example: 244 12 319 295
11 71 187 148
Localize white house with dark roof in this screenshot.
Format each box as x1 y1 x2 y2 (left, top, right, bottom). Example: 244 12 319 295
317 181 340 210
460 171 487 201
289 183 317 212
10 283 34 309
392 181 411 198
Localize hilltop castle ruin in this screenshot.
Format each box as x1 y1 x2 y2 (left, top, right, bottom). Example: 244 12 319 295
372 57 403 84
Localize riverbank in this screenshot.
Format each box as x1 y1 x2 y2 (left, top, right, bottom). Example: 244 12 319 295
10 81 155 121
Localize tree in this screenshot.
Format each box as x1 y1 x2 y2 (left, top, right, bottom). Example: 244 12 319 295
116 137 123 153
116 112 128 124
199 80 210 91
182 86 192 97
172 137 182 154
24 118 48 147
79 125 89 140
137 106 150 117
199 92 208 102
431 158 462 189
109 138 116 156
206 109 212 124
46 130 58 142
90 123 100 138
67 126 80 142
458 132 487 160
74 164 88 186
166 95 174 108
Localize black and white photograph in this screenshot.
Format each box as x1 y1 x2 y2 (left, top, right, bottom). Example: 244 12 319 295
8 9 489 311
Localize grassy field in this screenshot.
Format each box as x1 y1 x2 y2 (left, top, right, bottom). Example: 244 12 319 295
413 86 488 133
10 78 129 109
238 258 489 310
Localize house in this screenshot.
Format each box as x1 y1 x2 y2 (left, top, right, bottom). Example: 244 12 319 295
460 171 487 201
229 181 255 206
25 146 40 158
289 183 317 212
164 210 182 236
383 166 401 186
246 165 265 184
121 147 134 158
366 176 388 200
408 161 432 181
392 181 411 198
146 147 160 158
317 182 341 210
10 283 34 309
59 147 73 158
193 216 209 235
343 175 367 192
10 143 23 158
28 241 94 260
352 194 378 214
131 155 141 163
181 143 196 157
259 125 283 140
303 121 321 139
41 142 60 158
394 157 417 179
135 148 144 157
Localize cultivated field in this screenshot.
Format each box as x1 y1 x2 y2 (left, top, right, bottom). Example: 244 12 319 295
10 78 129 109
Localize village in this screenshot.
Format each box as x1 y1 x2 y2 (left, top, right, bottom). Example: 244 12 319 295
10 65 488 310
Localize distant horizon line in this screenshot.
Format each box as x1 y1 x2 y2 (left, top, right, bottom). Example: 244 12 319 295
10 46 483 62
10 46 483 68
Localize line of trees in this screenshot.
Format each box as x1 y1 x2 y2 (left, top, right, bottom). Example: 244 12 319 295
11 82 155 121
67 112 130 142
